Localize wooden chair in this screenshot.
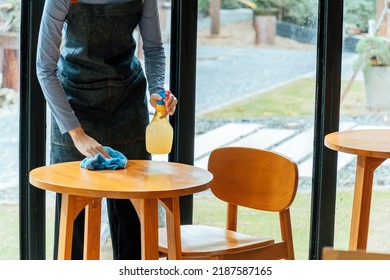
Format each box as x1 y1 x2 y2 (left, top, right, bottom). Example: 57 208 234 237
159 147 298 260
322 247 390 260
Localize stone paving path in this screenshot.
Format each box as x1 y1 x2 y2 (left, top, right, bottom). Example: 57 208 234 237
192 121 390 189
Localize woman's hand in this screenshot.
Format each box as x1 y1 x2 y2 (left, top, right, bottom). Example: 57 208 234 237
69 126 111 158
150 91 178 118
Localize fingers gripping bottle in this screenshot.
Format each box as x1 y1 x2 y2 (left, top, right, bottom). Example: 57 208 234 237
145 90 174 154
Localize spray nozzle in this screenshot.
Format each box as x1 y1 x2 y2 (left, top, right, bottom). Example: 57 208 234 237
157 90 166 105
157 90 171 105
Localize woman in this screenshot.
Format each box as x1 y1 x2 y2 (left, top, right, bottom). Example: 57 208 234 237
36 0 177 259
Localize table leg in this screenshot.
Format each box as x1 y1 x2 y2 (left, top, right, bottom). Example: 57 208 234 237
83 198 102 260
160 197 182 260
349 156 385 250
130 198 159 260
58 194 101 260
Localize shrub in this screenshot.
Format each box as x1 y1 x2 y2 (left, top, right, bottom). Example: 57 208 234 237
0 0 20 33
354 36 390 72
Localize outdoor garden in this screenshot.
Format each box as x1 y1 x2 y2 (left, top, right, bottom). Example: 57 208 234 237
2 0 390 260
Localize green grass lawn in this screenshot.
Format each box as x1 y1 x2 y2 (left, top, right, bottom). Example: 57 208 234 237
0 204 19 259
200 77 366 119
193 189 390 260
0 201 55 260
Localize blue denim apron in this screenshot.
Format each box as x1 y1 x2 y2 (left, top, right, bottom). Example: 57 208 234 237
52 0 150 260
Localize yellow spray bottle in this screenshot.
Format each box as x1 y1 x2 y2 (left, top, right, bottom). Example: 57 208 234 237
145 90 174 154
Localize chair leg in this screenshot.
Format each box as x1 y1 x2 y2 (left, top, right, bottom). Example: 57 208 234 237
279 209 295 260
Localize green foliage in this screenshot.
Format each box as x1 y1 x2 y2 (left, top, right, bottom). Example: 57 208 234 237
255 0 318 27
221 0 242 9
354 36 390 72
254 0 374 30
344 0 375 32
0 0 20 33
252 0 273 9
199 0 374 31
198 0 242 15
252 1 279 16
198 0 210 15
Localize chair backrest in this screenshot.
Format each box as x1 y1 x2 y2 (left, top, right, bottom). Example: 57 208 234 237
208 147 298 212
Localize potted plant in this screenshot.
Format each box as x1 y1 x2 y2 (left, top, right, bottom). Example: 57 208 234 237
250 0 279 45
353 35 390 110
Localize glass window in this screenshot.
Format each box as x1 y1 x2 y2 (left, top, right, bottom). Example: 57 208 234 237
0 0 20 260
337 0 390 252
193 0 318 260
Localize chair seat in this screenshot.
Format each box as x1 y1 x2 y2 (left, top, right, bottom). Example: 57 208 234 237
159 225 275 259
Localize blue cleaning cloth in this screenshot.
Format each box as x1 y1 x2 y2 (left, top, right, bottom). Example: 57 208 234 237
80 146 127 170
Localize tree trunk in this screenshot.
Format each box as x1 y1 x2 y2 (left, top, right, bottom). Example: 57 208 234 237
2 49 19 90
209 0 220 35
0 33 19 90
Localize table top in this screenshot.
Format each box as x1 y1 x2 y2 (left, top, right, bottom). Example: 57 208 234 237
29 160 213 199
325 129 390 158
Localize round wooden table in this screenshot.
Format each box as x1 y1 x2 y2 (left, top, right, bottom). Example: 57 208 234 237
325 129 390 250
29 160 213 260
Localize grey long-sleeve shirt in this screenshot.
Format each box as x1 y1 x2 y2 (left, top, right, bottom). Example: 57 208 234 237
36 0 166 134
